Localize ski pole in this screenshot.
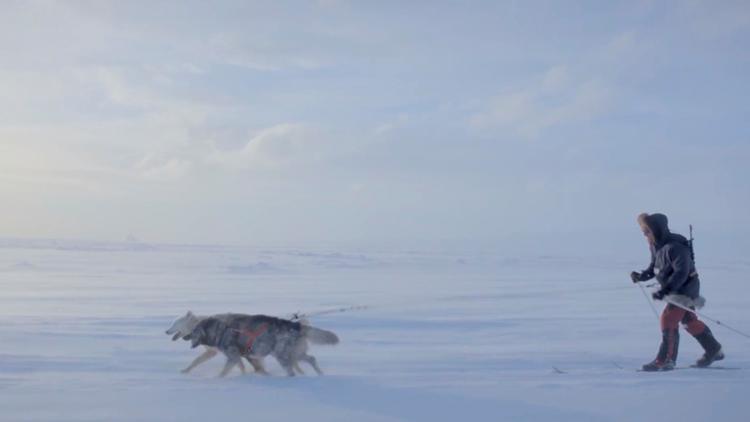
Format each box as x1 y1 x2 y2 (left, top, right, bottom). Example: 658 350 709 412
636 282 661 321
662 297 750 340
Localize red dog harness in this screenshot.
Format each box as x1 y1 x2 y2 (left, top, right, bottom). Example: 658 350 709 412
234 323 269 353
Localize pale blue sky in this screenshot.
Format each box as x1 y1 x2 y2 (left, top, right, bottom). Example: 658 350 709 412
1 1 748 250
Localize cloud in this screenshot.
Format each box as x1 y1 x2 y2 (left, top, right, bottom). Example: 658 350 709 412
208 123 324 170
208 32 330 72
374 114 410 136
469 66 612 139
135 155 193 182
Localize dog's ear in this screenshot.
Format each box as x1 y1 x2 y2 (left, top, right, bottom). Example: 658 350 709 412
187 310 194 317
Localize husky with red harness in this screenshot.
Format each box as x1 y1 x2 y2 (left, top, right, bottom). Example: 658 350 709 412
166 311 267 374
631 213 725 371
184 314 339 377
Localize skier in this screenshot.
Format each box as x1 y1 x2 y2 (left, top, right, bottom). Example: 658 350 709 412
630 213 724 371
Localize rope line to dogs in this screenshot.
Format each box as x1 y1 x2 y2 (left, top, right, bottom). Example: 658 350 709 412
661 297 750 340
288 305 370 321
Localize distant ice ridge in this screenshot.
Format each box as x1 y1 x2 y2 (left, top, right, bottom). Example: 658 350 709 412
0 237 155 252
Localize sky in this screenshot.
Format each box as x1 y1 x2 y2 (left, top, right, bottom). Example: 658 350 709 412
0 0 748 251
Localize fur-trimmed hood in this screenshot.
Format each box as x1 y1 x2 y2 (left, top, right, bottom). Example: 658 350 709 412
644 213 670 245
641 213 690 248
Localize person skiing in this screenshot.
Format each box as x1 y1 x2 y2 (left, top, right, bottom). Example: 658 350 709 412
630 213 724 371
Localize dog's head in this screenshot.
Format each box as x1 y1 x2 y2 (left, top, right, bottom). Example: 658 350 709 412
183 318 220 349
165 310 199 341
184 326 204 349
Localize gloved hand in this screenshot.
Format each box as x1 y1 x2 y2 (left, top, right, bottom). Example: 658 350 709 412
630 271 643 283
652 289 669 301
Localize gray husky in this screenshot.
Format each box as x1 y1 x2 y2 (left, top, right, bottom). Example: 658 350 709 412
184 314 339 377
166 311 268 375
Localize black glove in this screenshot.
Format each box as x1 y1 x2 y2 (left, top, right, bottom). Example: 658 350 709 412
630 271 642 283
652 289 668 301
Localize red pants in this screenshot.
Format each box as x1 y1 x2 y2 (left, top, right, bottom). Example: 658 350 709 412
661 304 706 335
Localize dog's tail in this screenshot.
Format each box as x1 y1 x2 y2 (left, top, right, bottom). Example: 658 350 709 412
304 326 339 345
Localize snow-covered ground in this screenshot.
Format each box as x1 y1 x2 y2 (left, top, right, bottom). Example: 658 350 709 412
1 240 748 421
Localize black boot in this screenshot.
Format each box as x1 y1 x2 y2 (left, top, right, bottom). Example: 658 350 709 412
641 358 675 372
642 329 679 371
692 327 724 368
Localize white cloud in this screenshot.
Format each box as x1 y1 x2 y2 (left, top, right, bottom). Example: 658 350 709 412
135 155 193 182
374 114 410 136
541 65 570 90
208 123 323 170
209 32 330 72
469 67 612 139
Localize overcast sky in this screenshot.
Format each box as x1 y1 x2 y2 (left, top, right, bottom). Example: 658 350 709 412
1 1 748 249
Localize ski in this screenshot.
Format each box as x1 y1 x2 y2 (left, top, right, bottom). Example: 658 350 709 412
637 366 740 372
681 365 740 371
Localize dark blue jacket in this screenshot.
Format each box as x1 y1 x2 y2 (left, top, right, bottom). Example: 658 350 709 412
641 214 700 299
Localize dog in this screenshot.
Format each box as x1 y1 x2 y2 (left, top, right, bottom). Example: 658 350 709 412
165 311 267 375
183 314 339 377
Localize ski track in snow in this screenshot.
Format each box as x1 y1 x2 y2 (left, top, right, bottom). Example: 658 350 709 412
0 241 748 421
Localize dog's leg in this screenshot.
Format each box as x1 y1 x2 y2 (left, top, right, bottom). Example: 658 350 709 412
181 347 218 373
219 357 240 378
275 355 296 377
300 353 323 375
245 357 269 375
226 351 247 375
292 341 308 375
